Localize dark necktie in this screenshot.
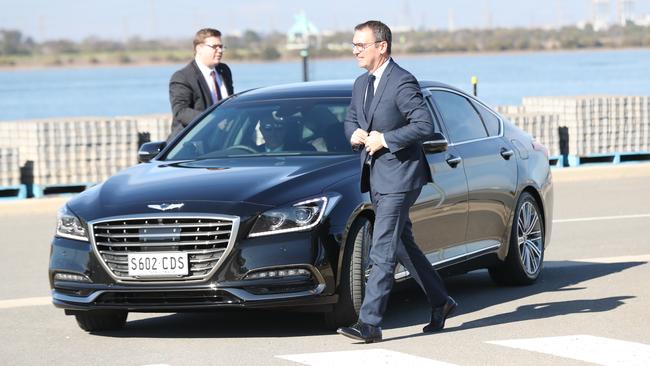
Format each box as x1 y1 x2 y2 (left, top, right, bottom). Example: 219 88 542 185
364 74 375 116
210 70 223 104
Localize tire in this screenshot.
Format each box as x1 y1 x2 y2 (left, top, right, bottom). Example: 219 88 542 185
489 192 545 286
74 310 128 332
323 216 372 329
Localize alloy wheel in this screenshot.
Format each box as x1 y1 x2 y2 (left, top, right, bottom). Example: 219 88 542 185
517 201 543 276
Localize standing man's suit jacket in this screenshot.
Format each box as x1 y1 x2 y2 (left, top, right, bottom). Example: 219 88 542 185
344 60 433 194
168 60 234 138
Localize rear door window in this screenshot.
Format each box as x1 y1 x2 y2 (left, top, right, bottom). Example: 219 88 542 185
430 90 488 144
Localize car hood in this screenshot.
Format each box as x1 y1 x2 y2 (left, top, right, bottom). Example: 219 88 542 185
68 155 358 221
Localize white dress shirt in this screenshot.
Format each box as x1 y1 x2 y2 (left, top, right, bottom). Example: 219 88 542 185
195 57 229 103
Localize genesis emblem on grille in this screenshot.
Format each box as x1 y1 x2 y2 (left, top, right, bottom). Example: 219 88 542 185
148 203 184 211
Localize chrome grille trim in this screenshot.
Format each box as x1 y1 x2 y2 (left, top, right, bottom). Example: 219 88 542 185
89 213 240 284
104 259 126 264
94 222 232 229
190 257 222 264
95 230 232 238
94 239 230 247
99 248 225 255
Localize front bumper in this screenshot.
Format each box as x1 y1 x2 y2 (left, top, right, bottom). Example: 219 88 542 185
49 224 341 312
51 281 335 312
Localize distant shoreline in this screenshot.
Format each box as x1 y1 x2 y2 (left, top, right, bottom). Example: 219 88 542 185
2 46 649 72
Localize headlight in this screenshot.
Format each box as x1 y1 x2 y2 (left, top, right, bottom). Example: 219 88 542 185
56 205 89 242
249 197 329 237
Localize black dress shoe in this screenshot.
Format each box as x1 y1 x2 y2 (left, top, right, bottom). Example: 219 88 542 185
337 321 382 343
423 296 457 333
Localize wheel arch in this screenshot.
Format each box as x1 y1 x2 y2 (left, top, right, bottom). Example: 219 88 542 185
523 186 546 236
334 204 374 288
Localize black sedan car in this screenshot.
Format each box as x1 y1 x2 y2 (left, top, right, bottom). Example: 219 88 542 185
50 80 553 331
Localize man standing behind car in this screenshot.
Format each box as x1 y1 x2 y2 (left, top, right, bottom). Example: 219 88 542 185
168 28 234 139
338 20 457 343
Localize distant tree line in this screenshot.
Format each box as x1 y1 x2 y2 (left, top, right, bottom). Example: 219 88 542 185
2 23 649 67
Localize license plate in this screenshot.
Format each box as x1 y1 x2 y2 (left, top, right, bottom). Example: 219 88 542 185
127 252 188 277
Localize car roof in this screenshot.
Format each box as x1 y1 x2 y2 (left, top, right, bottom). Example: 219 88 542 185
228 79 469 103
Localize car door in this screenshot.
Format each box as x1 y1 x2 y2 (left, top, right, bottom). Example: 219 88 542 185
409 92 469 267
430 89 517 255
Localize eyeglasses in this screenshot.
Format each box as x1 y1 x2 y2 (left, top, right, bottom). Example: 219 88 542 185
352 41 381 52
261 122 286 131
203 43 226 51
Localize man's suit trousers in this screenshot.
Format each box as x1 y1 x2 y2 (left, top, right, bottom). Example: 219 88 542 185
359 187 449 326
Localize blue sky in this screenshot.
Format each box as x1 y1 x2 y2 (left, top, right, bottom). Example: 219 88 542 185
2 0 650 41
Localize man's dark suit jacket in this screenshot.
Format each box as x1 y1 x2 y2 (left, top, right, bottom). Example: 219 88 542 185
168 60 234 138
343 59 433 194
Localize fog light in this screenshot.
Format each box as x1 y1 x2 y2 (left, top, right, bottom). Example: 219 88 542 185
245 267 311 279
54 272 91 283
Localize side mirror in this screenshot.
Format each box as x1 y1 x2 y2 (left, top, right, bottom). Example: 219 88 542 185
138 141 166 163
422 132 448 153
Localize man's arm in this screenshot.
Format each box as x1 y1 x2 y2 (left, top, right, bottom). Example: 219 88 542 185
382 74 433 153
343 79 368 148
169 71 202 128
343 81 365 146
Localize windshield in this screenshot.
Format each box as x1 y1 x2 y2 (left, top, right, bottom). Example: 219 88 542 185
164 98 353 160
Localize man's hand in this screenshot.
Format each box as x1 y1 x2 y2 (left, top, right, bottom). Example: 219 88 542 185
350 128 369 148
365 131 386 155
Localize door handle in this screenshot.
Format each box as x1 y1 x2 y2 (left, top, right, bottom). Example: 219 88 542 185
500 148 514 160
446 155 462 167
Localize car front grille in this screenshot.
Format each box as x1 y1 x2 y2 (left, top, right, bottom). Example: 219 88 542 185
91 215 238 282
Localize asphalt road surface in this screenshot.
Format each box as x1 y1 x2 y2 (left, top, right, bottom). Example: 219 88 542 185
1 164 649 366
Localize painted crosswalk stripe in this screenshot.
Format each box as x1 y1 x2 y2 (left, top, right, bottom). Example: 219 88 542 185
573 254 650 264
276 349 457 366
488 335 650 366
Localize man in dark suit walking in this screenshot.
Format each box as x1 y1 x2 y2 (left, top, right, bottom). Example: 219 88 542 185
168 28 234 139
338 20 457 343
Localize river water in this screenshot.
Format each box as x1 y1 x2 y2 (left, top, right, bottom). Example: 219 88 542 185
1 48 649 121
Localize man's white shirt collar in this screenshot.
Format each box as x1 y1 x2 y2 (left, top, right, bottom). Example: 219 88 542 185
195 57 215 79
370 57 391 91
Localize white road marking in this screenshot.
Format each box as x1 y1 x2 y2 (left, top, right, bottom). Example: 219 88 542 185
488 335 650 366
553 213 650 223
573 254 650 264
0 296 51 310
276 349 457 366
